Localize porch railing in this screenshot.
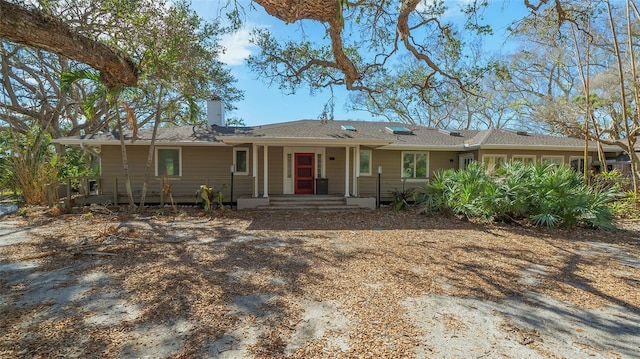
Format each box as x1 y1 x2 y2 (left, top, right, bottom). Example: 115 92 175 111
47 175 255 207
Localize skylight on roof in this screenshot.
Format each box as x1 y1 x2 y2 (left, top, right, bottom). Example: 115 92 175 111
385 126 413 135
341 125 356 131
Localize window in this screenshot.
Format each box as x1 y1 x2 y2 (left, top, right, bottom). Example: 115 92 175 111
512 155 536 164
541 156 564 166
459 153 474 170
156 148 181 176
316 153 323 178
359 150 372 176
233 147 249 175
287 153 292 179
570 156 591 173
482 155 507 170
402 152 429 179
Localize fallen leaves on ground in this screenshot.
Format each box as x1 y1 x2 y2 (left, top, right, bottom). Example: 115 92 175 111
1 206 639 358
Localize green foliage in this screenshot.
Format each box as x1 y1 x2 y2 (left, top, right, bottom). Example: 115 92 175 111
417 162 620 230
609 191 640 219
225 117 247 127
196 184 227 212
390 187 416 211
58 148 99 191
2 0 243 147
0 128 60 205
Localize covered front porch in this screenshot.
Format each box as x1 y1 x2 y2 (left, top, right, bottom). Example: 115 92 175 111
245 144 378 199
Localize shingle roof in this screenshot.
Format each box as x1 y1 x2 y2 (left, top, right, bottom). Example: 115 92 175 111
466 129 601 148
226 120 471 147
53 120 619 151
76 126 221 143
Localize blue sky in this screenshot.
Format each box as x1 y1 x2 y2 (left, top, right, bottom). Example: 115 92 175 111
191 0 531 126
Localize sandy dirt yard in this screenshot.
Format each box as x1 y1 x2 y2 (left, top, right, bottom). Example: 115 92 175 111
1 205 639 358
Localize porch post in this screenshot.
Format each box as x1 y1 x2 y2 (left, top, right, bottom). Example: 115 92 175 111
353 146 359 196
252 143 258 197
344 146 350 197
263 145 269 197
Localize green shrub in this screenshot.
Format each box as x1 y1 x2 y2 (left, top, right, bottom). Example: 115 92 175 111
1 128 60 205
416 169 452 215
390 187 416 211
196 184 226 211
417 162 620 230
610 191 640 219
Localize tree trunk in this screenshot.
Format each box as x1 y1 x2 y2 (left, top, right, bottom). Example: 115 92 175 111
607 0 638 193
0 0 137 89
138 87 164 212
252 0 361 88
116 112 135 209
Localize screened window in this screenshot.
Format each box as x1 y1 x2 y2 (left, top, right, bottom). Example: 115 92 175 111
402 152 428 179
570 156 591 173
541 156 564 166
482 155 507 170
359 150 371 176
234 148 249 175
156 148 181 176
512 155 536 164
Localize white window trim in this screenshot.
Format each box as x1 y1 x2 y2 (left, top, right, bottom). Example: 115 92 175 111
541 155 564 165
459 153 474 170
155 147 182 177
482 154 508 165
569 156 592 172
401 151 430 180
359 149 372 176
511 155 537 163
233 147 249 175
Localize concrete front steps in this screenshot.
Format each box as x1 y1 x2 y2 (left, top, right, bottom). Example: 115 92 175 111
244 195 375 210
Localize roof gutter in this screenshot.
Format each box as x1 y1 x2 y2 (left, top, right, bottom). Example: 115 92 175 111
52 139 230 147
219 137 393 147
470 144 620 152
378 144 466 151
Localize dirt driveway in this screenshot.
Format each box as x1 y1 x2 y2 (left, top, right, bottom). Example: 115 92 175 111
1 206 639 358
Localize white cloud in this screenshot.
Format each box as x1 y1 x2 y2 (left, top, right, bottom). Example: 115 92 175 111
218 29 256 66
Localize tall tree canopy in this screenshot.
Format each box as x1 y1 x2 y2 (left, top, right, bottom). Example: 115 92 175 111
1 0 242 138
238 0 584 126
0 0 137 88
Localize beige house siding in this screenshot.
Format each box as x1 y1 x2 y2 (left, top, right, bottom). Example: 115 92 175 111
325 147 349 195
356 150 459 201
229 143 255 198
257 146 284 195
429 151 459 175
94 144 607 204
98 145 256 202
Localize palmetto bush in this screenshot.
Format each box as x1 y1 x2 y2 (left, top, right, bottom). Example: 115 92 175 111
417 161 619 230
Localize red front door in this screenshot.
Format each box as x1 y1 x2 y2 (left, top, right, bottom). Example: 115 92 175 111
294 153 314 194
